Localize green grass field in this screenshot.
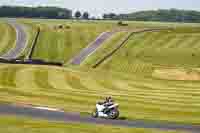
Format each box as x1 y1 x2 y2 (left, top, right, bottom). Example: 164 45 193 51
0 22 16 55
0 115 184 133
0 19 200 132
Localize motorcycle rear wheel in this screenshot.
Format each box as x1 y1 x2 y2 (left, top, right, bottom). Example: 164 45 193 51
91 109 98 118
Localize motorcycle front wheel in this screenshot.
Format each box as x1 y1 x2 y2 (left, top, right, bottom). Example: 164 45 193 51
108 109 119 119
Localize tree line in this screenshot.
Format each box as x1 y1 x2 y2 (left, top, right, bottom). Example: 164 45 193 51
74 11 90 19
1 6 200 23
0 6 72 19
103 9 200 23
0 6 91 20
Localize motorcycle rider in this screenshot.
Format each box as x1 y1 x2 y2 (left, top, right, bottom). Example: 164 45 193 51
92 96 119 119
105 96 113 104
103 96 114 113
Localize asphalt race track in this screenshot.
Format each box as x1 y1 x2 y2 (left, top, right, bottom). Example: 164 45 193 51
0 20 27 59
0 103 199 132
69 31 115 65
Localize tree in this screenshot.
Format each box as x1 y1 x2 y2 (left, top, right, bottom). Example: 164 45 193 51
83 12 89 19
0 6 72 19
103 13 117 20
75 11 81 19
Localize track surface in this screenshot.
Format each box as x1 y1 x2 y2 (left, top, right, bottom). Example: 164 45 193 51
0 104 199 132
0 20 27 59
69 32 115 65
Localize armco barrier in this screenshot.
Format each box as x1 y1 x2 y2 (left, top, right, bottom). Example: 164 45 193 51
27 27 40 59
0 58 62 66
92 28 173 68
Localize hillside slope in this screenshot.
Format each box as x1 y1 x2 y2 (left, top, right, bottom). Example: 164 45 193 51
0 64 200 124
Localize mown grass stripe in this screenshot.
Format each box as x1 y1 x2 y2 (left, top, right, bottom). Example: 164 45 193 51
191 38 200 49
178 36 199 48
34 69 55 90
0 66 22 87
168 35 190 48
15 67 40 89
0 22 16 55
153 34 175 49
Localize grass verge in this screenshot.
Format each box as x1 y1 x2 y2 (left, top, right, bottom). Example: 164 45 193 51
0 115 186 133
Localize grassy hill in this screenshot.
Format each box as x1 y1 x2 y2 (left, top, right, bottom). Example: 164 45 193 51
90 27 200 75
0 115 183 133
104 9 200 23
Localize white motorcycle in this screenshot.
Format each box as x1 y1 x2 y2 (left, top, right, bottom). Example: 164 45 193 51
91 102 119 119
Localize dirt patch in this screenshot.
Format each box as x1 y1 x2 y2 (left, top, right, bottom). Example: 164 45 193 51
152 68 200 81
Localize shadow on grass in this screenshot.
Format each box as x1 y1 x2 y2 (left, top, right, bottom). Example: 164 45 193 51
118 116 128 120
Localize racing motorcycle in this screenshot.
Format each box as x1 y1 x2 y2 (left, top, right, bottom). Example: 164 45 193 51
91 102 119 119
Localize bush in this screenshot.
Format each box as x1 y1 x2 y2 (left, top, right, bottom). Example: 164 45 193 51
117 21 128 26
58 25 64 29
65 25 71 29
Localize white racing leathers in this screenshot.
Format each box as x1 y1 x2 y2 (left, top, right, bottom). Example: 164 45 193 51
92 102 119 119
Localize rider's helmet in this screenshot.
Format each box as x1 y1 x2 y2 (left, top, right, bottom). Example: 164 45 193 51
106 96 113 102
